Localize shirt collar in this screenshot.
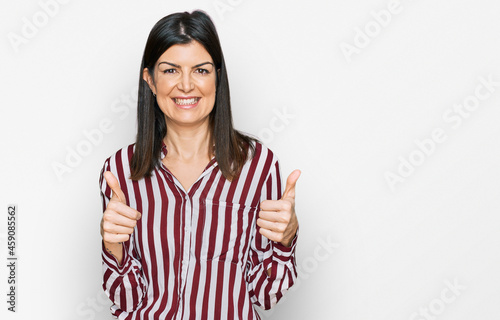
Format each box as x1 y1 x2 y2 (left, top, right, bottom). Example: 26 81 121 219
160 140 168 160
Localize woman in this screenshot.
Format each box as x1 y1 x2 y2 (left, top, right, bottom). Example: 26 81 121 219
99 10 300 319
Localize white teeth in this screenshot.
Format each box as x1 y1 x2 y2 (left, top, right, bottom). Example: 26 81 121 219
175 98 198 105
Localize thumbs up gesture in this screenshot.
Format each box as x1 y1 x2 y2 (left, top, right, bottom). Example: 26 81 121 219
257 169 300 247
100 171 142 246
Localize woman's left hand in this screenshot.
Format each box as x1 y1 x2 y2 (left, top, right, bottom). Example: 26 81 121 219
257 170 301 247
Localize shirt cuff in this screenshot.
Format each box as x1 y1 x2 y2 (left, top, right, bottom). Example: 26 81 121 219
101 241 130 274
271 226 299 262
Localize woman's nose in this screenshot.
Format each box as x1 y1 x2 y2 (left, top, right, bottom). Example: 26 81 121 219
177 72 194 92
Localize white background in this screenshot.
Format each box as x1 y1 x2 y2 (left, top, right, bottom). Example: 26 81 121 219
1 0 500 319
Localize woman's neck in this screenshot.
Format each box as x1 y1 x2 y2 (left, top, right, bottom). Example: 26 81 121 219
163 118 212 161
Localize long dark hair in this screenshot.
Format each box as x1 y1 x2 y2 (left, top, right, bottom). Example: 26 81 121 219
130 10 257 181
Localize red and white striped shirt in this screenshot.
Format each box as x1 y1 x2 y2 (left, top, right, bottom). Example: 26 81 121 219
99 140 298 319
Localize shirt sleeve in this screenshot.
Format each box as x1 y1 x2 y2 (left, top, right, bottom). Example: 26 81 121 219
99 158 148 313
245 157 298 310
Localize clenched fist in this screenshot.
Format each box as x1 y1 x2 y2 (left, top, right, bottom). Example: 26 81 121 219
257 169 300 247
101 171 141 264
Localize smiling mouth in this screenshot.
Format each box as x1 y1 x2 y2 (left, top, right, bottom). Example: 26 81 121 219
173 97 200 105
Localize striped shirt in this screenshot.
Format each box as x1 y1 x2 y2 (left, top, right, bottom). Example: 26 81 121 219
98 140 298 319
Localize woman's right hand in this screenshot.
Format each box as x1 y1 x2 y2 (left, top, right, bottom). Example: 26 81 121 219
101 171 142 263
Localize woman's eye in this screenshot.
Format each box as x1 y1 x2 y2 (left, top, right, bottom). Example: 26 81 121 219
195 68 209 75
163 69 176 74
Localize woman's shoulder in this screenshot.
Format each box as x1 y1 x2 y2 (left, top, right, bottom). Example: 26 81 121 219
100 143 136 173
98 143 136 198
104 142 136 161
247 138 279 165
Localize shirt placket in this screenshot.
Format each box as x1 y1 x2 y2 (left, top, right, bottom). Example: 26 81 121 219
174 168 215 320
159 145 217 319
180 191 192 294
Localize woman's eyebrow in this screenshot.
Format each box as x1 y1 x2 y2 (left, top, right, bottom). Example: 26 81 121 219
158 61 214 68
193 62 214 68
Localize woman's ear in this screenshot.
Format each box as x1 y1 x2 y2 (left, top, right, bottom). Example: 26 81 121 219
143 68 156 95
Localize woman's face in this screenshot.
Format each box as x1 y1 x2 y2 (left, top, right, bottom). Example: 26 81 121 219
144 40 217 128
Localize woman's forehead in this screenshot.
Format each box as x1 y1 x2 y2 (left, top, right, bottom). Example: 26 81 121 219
157 41 213 66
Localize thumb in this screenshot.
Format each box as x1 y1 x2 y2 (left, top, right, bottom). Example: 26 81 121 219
104 171 126 204
281 169 301 200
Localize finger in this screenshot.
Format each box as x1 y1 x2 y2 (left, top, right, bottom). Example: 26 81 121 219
102 233 130 244
282 169 301 200
258 228 284 243
103 210 139 228
108 201 142 220
260 199 292 212
104 171 127 204
257 218 287 233
102 221 135 235
258 210 290 223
